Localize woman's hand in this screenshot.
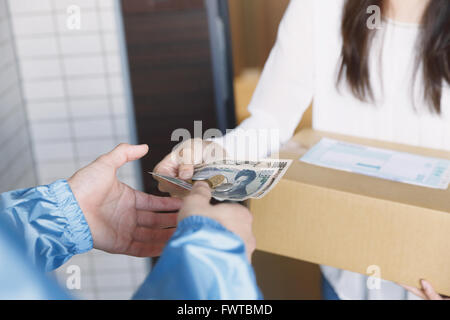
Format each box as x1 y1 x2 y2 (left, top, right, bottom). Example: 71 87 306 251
68 143 183 257
402 280 450 300
154 138 226 197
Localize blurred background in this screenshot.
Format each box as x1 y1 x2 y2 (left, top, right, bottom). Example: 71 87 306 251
0 0 318 299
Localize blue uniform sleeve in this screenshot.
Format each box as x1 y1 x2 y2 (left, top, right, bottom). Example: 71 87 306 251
133 216 262 300
0 180 93 272
0 213 71 299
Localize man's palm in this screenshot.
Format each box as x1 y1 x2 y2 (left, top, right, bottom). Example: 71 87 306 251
68 144 182 257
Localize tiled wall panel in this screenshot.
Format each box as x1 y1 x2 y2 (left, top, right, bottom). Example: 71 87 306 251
9 0 135 185
0 0 37 193
3 0 148 300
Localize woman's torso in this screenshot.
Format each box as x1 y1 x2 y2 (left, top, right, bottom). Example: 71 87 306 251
231 0 449 299
309 0 449 300
312 0 449 151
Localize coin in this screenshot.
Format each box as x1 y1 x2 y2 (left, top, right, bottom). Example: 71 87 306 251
206 175 226 189
214 183 233 192
191 176 209 181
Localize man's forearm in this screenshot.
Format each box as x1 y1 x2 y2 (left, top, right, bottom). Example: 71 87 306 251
0 180 93 272
133 216 262 300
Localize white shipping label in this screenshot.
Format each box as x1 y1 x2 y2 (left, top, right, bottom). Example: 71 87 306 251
300 138 450 190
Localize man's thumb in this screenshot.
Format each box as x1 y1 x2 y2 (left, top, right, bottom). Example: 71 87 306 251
102 143 149 169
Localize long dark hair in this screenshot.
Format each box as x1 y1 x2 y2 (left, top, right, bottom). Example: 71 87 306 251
338 0 449 113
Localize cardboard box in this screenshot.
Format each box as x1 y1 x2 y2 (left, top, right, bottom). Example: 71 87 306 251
249 129 450 296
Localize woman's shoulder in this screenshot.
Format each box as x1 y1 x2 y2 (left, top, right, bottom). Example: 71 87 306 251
287 0 344 16
283 0 344 33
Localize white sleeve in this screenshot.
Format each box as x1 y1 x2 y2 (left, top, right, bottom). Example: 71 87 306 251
219 0 314 160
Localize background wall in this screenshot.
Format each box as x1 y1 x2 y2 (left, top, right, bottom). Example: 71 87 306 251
1 0 148 300
228 0 290 76
228 0 312 131
0 0 37 193
9 0 137 186
120 0 222 195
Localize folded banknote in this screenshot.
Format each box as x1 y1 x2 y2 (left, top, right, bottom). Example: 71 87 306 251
150 159 292 201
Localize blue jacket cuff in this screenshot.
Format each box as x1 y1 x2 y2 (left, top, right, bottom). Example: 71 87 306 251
177 215 229 233
50 180 93 254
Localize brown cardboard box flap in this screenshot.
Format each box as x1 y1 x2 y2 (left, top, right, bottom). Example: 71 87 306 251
250 129 450 296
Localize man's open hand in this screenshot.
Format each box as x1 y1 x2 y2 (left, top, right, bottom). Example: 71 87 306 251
68 144 182 257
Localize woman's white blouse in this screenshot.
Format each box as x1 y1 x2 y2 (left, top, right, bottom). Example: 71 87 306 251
222 0 449 300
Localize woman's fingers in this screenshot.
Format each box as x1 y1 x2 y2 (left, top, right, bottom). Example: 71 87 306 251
157 180 190 198
137 211 178 228
401 281 447 300
421 280 443 300
153 139 225 196
400 284 427 299
178 164 194 180
153 161 192 196
154 153 179 177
